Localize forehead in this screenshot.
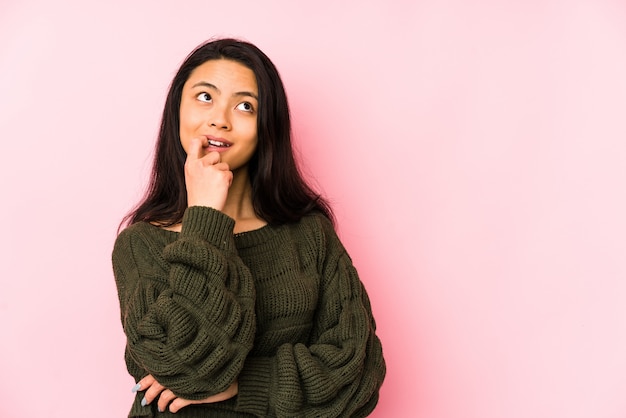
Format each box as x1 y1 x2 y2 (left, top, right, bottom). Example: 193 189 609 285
185 59 258 92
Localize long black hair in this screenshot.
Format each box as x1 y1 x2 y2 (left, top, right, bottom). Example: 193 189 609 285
121 38 333 228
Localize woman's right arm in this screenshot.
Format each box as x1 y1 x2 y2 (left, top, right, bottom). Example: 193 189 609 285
112 206 256 401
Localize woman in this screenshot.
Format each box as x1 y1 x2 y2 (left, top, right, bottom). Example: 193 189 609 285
113 38 385 417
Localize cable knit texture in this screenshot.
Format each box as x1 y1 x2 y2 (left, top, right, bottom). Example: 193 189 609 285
113 206 385 417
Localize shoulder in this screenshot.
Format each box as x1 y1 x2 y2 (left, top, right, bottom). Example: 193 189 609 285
288 212 337 242
291 212 349 259
113 222 171 261
114 222 149 249
300 211 335 231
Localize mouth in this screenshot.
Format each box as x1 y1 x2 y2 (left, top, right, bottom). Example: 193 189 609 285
205 136 232 148
208 140 231 147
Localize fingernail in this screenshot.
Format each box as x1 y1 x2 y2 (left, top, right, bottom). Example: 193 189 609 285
132 383 141 393
141 397 147 407
158 407 163 413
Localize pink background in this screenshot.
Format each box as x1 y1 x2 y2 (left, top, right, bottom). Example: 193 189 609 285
2 0 626 417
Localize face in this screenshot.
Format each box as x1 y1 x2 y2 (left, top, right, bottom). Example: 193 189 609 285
179 59 259 172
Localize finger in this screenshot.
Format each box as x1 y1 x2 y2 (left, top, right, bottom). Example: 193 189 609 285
200 151 221 166
132 374 155 393
213 162 230 171
143 380 166 405
157 389 177 413
225 170 233 187
169 398 193 414
187 137 204 160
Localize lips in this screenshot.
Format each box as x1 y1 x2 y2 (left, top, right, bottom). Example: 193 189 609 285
208 139 230 147
205 136 232 148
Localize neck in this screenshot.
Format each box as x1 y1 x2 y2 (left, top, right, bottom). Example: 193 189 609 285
223 168 254 220
223 167 267 233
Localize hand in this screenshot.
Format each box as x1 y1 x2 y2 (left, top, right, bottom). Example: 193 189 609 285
157 380 239 413
185 137 233 210
133 374 166 408
133 375 239 413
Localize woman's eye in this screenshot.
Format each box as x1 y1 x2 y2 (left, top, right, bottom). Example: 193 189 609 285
237 102 254 112
196 92 212 102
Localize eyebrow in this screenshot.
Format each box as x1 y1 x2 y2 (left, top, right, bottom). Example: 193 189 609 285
191 81 258 100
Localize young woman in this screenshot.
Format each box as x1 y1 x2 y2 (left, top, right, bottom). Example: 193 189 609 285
112 38 385 417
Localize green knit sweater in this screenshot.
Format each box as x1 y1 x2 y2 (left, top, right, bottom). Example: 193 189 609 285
112 206 385 417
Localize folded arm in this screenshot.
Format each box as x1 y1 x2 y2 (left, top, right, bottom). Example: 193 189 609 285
113 207 256 400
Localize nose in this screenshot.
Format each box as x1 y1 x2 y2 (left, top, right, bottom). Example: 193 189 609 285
208 105 230 130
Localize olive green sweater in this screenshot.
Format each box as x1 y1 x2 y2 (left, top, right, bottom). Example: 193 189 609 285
112 206 385 417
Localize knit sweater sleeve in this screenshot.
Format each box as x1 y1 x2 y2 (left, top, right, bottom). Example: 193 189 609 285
112 206 256 400
235 215 386 417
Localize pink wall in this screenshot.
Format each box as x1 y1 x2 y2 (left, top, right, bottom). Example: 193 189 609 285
2 0 626 417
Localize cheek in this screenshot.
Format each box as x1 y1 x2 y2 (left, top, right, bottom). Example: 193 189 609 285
179 111 194 134
245 118 258 141
247 138 259 156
